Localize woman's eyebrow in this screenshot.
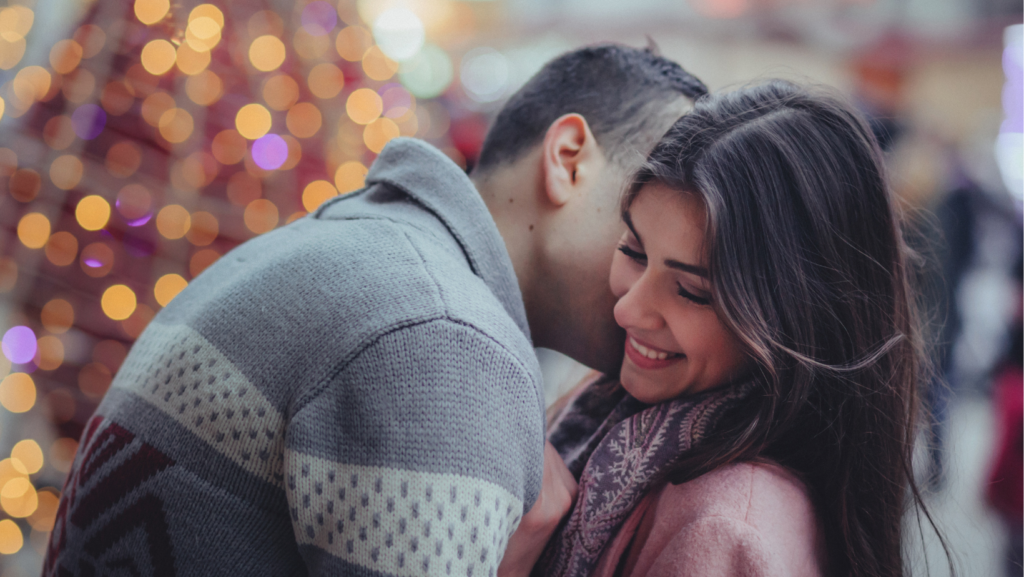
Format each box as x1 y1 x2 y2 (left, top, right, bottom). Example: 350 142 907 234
665 259 708 277
622 210 642 245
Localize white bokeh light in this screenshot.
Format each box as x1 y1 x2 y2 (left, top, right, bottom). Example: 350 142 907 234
399 44 454 99
459 47 508 103
372 8 425 62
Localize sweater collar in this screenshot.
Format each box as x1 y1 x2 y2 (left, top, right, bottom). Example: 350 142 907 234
364 137 531 343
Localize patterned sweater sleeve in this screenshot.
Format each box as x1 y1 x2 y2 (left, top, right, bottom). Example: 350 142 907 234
283 318 546 577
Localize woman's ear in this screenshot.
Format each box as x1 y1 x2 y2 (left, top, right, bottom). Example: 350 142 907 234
541 113 605 207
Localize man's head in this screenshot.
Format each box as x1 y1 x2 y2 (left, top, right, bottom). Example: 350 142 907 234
471 43 707 375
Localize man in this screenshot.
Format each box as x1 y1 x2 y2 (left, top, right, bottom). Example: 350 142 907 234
45 44 706 576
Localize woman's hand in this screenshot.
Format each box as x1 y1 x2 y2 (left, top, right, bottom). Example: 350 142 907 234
498 441 578 577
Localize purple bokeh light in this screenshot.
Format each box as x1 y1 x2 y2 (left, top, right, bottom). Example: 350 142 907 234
126 214 153 227
251 134 288 170
84 259 103 268
71 104 107 140
301 1 337 36
2 326 37 364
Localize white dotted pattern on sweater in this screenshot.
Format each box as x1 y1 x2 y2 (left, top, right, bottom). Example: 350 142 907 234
288 454 523 577
111 324 287 487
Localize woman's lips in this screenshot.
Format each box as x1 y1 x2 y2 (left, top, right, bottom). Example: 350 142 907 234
624 336 685 370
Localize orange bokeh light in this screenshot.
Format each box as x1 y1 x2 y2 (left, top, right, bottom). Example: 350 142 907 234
286 102 322 138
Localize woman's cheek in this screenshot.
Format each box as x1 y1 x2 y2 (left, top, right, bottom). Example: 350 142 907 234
608 252 635 299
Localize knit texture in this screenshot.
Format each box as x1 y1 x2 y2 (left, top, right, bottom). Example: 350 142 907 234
44 138 546 577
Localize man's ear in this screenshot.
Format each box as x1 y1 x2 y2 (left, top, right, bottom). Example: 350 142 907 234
541 113 605 207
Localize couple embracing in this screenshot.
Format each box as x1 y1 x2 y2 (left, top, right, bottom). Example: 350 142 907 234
46 44 932 577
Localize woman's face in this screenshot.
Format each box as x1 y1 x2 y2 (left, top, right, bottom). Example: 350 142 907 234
609 183 751 404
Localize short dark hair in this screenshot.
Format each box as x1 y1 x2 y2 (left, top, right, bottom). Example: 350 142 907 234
474 43 707 172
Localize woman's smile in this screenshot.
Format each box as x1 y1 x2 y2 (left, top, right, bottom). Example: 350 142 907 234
624 334 685 369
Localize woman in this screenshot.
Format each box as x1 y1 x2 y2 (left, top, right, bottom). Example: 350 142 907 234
500 80 950 577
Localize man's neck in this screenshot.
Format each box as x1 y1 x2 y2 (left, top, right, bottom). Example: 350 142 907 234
472 164 549 349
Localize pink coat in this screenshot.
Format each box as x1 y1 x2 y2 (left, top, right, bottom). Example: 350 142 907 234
592 461 827 577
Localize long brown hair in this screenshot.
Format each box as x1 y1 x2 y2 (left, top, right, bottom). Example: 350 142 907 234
625 80 951 577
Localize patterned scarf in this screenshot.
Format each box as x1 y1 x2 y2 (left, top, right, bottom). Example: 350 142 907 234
534 375 754 577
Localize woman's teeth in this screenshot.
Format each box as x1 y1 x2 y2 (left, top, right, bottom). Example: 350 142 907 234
630 337 677 361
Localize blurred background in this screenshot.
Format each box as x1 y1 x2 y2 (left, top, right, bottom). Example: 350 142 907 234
0 0 1020 574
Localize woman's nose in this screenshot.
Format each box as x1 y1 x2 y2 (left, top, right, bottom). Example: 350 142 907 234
613 273 664 332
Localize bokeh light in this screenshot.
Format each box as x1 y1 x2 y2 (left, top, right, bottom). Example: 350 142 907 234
189 4 224 28
1 477 38 518
301 1 337 36
11 441 43 475
262 74 300 110
372 8 424 62
158 108 194 143
140 92 175 126
40 300 74 333
460 47 509 102
399 44 454 99
227 172 262 206
49 155 84 190
36 335 64 370
105 141 142 178
45 232 78 267
308 63 344 99
43 116 75 150
335 161 368 193
286 103 322 138
62 69 97 104
176 43 211 75
363 117 400 153
185 69 222 105
236 103 272 139
362 46 399 81
13 66 52 105
186 211 218 246
140 39 176 75
74 24 105 57
190 249 220 277
28 490 59 532
0 5 33 42
101 285 137 321
0 519 22 554
0 373 36 413
49 439 77 474
211 129 247 164
294 28 330 60
134 0 169 25
244 199 279 234
71 103 106 140
76 195 111 231
302 180 338 212
252 133 288 170
9 168 41 202
185 16 221 52
2 327 36 364
116 184 153 223
17 213 50 250
80 242 114 277
154 273 187 306
49 40 83 75
347 88 383 125
156 205 191 239
336 25 373 61
249 35 286 72
78 362 111 398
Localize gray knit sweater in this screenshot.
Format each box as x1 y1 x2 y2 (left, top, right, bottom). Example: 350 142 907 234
44 138 547 577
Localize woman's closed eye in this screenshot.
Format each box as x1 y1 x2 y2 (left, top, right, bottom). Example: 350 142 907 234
677 284 711 306
617 244 647 263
